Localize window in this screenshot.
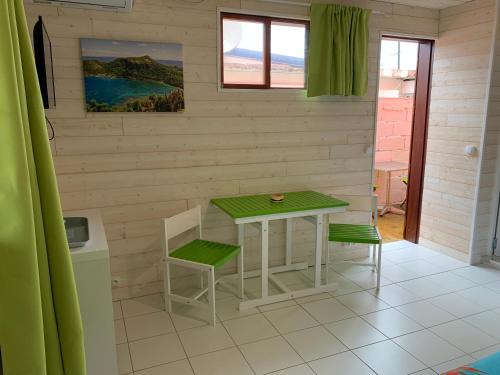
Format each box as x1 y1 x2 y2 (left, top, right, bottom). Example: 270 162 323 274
220 12 309 89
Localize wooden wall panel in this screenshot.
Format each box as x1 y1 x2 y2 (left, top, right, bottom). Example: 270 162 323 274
471 0 500 263
420 0 495 256
23 0 438 300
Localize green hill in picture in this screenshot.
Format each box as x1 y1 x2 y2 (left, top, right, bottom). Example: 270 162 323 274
83 55 184 89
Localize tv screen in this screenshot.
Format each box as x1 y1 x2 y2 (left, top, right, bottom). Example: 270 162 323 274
33 16 56 109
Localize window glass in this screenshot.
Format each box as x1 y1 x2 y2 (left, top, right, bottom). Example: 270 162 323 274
223 18 265 85
380 40 418 72
399 42 418 71
270 21 307 88
380 40 399 71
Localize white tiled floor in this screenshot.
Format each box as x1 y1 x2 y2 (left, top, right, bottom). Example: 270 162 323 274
113 241 500 374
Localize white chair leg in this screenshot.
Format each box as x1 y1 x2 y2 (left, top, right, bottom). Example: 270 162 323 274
325 241 330 284
329 241 336 276
208 267 216 326
164 260 172 312
371 245 376 272
376 243 382 289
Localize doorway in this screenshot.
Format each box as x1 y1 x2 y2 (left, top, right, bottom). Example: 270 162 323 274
374 36 433 243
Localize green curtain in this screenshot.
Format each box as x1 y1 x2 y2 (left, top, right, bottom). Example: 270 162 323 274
307 4 371 97
0 0 86 374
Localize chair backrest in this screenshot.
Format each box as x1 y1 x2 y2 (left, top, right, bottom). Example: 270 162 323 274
161 206 202 254
335 194 378 226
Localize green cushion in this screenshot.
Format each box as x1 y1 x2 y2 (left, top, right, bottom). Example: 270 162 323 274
329 223 381 245
169 239 240 268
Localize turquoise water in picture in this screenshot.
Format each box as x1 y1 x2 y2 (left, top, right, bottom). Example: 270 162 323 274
84 76 174 106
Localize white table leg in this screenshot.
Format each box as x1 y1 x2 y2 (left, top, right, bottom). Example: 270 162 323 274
237 224 245 299
377 243 382 289
324 214 330 283
286 218 293 266
208 267 216 326
315 214 323 288
261 221 269 298
323 214 329 258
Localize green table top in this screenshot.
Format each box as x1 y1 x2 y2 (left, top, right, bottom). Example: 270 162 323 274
211 191 349 219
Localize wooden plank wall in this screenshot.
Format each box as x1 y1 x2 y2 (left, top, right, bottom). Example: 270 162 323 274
420 0 495 256
471 0 500 263
23 0 438 300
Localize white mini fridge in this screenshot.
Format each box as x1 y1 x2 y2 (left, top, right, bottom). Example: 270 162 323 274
66 209 118 375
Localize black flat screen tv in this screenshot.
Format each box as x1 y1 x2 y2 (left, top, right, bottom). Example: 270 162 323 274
33 16 56 109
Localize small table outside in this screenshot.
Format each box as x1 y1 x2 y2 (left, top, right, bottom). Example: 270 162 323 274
211 191 349 310
375 161 408 216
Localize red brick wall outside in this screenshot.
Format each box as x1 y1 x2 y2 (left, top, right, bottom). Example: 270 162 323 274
375 97 413 205
376 97 413 163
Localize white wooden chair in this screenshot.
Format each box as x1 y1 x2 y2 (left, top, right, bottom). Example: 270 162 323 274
327 195 383 289
161 206 242 326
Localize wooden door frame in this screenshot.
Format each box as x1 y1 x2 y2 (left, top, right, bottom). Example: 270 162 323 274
405 39 433 243
375 36 434 243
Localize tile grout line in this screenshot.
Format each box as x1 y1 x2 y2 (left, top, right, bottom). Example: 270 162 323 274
116 300 134 375
127 294 196 374
131 358 190 375
390 334 466 371
219 320 257 375
258 303 317 374
470 341 500 359
349 347 388 375
164 295 198 375
118 300 135 375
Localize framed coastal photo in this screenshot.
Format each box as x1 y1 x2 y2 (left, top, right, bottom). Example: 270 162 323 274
80 38 184 112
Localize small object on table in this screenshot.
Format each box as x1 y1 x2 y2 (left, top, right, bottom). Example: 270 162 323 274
271 193 284 202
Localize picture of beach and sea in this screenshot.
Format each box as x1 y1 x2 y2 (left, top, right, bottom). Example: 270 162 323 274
81 39 184 112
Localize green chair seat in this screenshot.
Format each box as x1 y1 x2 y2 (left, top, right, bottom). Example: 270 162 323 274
170 239 240 268
329 223 381 245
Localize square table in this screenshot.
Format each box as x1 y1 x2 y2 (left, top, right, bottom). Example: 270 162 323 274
211 191 349 309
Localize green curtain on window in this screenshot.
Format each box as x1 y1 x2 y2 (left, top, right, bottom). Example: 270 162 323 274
307 4 371 97
0 0 86 374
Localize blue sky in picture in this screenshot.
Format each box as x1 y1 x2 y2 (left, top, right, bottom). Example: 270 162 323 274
81 38 183 66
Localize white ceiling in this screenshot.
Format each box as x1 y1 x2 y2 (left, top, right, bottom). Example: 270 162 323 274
384 0 474 9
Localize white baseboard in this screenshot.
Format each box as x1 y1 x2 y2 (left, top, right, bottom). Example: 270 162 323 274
418 238 470 263
487 257 500 270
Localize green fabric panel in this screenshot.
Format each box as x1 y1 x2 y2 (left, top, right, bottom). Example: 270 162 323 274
170 240 241 269
307 4 371 97
0 1 86 374
211 191 349 219
329 224 381 244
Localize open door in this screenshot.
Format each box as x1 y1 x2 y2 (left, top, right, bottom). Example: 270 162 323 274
374 36 433 244
404 40 433 243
